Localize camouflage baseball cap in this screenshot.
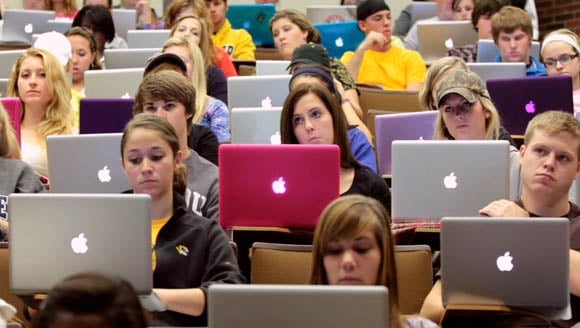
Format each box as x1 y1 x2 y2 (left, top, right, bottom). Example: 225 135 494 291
435 69 490 107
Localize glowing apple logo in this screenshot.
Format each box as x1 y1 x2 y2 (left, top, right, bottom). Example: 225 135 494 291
71 233 88 254
97 166 111 183
272 177 286 194
496 251 514 272
270 131 281 145
24 23 33 34
525 101 536 114
335 37 344 48
261 96 272 109
444 38 454 49
121 92 131 99
443 172 458 189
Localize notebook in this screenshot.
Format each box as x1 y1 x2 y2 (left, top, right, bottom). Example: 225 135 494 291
79 98 134 134
104 48 160 69
111 8 137 40
0 50 25 79
487 75 574 135
476 39 541 63
1 9 55 44
44 19 72 34
466 62 526 82
208 284 389 328
226 4 275 47
306 5 356 24
126 29 170 49
410 2 439 25
47 133 131 193
84 68 144 98
255 60 290 75
417 20 478 64
375 111 437 176
219 144 340 229
314 21 365 59
227 75 291 109
0 97 22 145
441 217 570 309
230 107 282 144
391 140 510 221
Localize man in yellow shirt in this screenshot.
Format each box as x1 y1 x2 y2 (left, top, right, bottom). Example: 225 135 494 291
207 0 256 60
341 0 426 91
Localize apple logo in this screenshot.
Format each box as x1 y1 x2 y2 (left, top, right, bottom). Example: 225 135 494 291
261 96 272 109
335 37 344 48
71 233 88 254
444 38 454 49
97 165 111 183
270 131 281 145
272 177 286 194
496 251 514 272
24 23 33 34
525 101 536 114
443 172 458 189
418 136 424 140
121 92 131 99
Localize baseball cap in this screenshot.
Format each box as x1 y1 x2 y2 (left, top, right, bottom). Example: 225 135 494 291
143 52 188 76
436 69 490 107
287 43 331 71
357 0 390 21
33 31 72 67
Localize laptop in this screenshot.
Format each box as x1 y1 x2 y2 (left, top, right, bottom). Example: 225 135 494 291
79 98 134 134
410 2 439 25
126 29 170 49
487 75 574 135
111 9 137 40
417 20 478 64
47 133 131 193
306 5 356 24
314 21 365 59
467 62 526 82
477 39 541 62
44 19 72 34
0 97 22 145
219 144 340 229
227 75 291 109
0 50 25 79
84 68 144 98
441 217 570 309
1 9 55 44
231 107 282 144
226 4 275 47
391 140 510 221
209 284 389 328
375 111 437 176
104 48 160 69
255 60 290 75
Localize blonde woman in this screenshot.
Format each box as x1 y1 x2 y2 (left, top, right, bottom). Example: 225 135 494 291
46 0 77 20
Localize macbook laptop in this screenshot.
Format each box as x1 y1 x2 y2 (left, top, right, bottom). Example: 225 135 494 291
226 4 275 47
375 111 437 176
306 5 356 24
1 97 22 145
84 68 144 98
417 20 478 64
44 19 72 34
227 75 291 109
0 50 25 79
111 9 137 40
391 140 510 221
477 39 541 62
441 217 570 309
255 60 290 75
410 2 439 25
126 29 170 49
487 75 574 135
0 78 8 97
467 62 526 82
314 21 365 59
230 107 282 144
104 48 160 69
79 98 134 134
47 133 131 193
219 144 340 229
209 284 389 328
1 9 55 44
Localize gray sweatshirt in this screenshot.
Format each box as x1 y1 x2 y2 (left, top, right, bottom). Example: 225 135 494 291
183 149 219 221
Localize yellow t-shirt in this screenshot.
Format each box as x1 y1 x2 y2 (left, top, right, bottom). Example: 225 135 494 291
212 19 256 61
70 88 84 129
151 216 171 270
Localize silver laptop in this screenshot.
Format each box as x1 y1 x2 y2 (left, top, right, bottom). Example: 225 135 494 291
104 48 160 69
231 107 282 144
1 9 55 44
255 60 290 75
467 62 526 82
47 133 131 193
477 39 541 62
208 284 389 328
227 75 291 110
306 5 356 24
111 8 137 40
0 49 24 79
391 140 510 221
441 217 570 309
126 29 171 49
417 20 478 64
410 2 439 25
85 68 144 98
44 19 72 34
0 78 8 97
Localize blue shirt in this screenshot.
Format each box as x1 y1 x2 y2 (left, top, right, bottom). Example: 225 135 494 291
494 55 547 77
348 127 378 173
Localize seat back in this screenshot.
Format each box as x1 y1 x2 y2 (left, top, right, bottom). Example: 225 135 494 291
250 242 312 284
394 245 433 314
358 87 424 123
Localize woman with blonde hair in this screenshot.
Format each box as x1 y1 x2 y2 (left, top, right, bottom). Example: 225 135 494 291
418 56 468 111
164 0 208 29
46 0 77 20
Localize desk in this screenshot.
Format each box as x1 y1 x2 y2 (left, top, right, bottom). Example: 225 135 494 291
255 47 283 60
0 42 30 51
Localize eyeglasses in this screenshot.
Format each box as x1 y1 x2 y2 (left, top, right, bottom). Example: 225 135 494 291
544 54 579 68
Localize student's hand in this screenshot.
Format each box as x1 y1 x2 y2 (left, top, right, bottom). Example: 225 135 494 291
479 199 529 218
334 78 346 99
358 31 389 52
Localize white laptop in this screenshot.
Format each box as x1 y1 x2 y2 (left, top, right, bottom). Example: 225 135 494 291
227 75 291 110
126 29 171 49
231 107 282 144
391 140 510 221
306 5 356 24
1 9 55 44
208 284 389 328
410 2 439 25
0 49 25 79
47 133 131 193
255 60 290 75
104 48 160 69
467 62 526 82
417 20 478 64
441 217 570 311
85 68 144 98
111 8 137 40
477 39 541 62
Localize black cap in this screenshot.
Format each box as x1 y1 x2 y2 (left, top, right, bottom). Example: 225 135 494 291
357 0 390 21
287 43 331 70
143 52 188 76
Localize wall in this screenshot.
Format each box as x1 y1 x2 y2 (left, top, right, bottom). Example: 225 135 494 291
537 0 580 39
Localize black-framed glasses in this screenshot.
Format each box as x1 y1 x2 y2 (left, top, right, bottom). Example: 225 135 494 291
544 54 579 68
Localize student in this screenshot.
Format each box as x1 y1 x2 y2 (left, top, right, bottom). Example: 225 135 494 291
72 4 128 56
421 110 580 326
404 0 454 51
451 0 474 20
418 56 468 111
164 0 207 29
341 0 427 91
541 29 580 113
310 195 438 328
121 113 244 326
492 5 546 77
45 0 77 20
64 27 103 95
281 83 391 215
206 0 256 60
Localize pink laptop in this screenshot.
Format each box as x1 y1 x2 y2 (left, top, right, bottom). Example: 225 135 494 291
1 97 22 145
219 144 341 229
